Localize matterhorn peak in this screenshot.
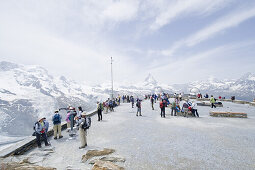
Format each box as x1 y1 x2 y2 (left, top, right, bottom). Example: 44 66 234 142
144 73 157 86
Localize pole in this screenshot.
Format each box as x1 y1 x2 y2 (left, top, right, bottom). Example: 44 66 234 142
111 57 114 100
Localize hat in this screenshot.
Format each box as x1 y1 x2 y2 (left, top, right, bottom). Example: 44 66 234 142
55 110 59 113
81 111 86 116
38 117 44 121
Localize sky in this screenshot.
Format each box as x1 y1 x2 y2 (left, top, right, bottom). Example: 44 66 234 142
0 0 255 85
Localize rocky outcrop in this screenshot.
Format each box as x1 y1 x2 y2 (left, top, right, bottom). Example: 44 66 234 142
82 148 115 162
92 160 124 170
0 161 56 170
89 157 126 164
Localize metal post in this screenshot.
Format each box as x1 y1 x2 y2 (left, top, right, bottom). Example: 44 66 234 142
111 57 114 100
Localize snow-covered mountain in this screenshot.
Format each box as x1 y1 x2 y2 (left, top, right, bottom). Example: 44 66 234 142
186 73 255 101
91 73 175 97
0 61 108 136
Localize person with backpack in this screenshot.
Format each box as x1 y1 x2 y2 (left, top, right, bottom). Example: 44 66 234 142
35 118 50 148
210 95 216 108
136 99 142 116
52 110 63 140
78 112 89 149
97 102 103 121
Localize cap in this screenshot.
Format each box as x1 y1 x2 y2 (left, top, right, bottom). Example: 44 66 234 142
55 110 59 113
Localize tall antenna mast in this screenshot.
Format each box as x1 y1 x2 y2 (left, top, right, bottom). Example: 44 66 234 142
111 57 114 100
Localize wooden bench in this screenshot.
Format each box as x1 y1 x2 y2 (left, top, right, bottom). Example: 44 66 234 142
210 111 247 118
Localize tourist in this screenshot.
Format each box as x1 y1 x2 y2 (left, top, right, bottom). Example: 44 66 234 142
97 101 103 121
191 101 199 117
35 118 50 148
78 112 88 149
210 95 216 108
171 100 177 116
151 96 154 110
136 99 142 116
52 110 63 139
159 99 166 118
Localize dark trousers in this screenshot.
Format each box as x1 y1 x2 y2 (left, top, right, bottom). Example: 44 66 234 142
151 103 154 110
171 108 176 116
192 109 199 117
36 132 49 147
211 103 216 108
98 109 102 121
161 108 165 117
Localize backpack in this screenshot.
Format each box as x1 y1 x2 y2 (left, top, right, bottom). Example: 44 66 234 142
160 102 163 108
81 117 91 130
100 103 104 111
32 122 39 136
53 114 61 125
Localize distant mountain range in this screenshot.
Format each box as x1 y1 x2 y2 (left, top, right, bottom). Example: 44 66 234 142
0 61 254 136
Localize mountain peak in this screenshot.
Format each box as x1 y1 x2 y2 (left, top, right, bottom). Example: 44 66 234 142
144 73 157 86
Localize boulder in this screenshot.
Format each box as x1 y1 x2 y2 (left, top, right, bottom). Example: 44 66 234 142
92 160 124 170
0 161 56 170
82 148 115 162
89 157 126 164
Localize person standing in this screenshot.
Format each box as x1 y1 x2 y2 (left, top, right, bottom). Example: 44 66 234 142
151 96 154 110
136 100 142 116
77 106 83 119
210 95 216 108
97 102 103 121
131 96 134 108
35 118 50 148
52 110 63 139
171 100 177 116
78 112 88 149
42 117 49 133
159 100 166 118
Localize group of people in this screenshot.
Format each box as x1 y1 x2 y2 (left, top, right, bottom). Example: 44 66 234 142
146 93 200 118
34 106 91 149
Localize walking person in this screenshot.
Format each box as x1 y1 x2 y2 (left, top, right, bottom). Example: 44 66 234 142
171 100 177 116
52 110 63 139
97 102 103 121
210 95 216 108
151 96 154 110
136 99 142 116
34 118 50 148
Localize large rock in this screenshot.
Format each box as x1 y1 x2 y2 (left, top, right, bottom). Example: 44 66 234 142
92 160 124 170
89 157 126 164
82 148 115 162
0 161 56 170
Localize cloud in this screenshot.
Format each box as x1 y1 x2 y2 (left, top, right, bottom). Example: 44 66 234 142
162 5 255 56
149 0 231 31
151 41 255 83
